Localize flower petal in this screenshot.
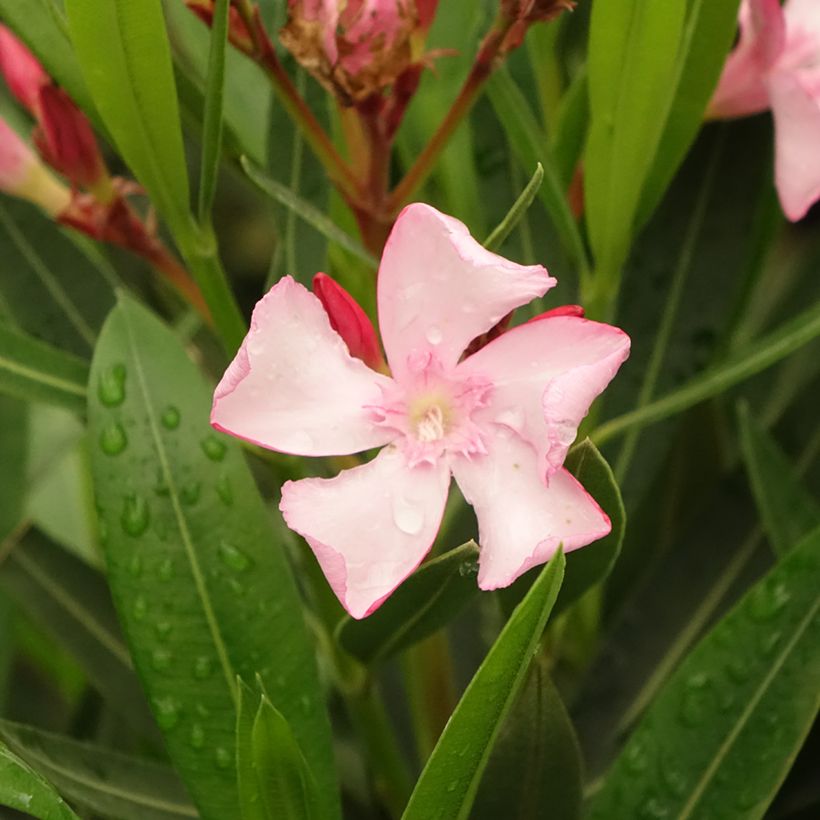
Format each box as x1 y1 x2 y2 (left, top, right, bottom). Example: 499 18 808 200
458 314 630 479
452 431 610 591
378 203 555 382
211 275 395 456
709 0 784 118
280 447 450 618
785 0 820 35
768 67 820 220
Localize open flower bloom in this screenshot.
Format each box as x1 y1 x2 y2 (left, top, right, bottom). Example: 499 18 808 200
709 0 820 220
212 204 630 618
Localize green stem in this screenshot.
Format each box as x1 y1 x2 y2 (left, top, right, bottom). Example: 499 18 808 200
385 13 516 215
346 684 413 819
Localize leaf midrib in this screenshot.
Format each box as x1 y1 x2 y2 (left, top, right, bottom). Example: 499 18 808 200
122 306 237 704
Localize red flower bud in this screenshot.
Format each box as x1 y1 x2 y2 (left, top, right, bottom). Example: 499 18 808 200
313 272 385 371
281 0 438 104
0 26 49 115
34 85 107 191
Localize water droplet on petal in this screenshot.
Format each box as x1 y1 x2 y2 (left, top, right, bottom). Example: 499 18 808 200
218 541 252 572
392 496 424 535
98 364 126 407
161 406 181 430
426 325 443 345
153 695 181 729
100 423 128 455
121 495 149 537
201 435 227 461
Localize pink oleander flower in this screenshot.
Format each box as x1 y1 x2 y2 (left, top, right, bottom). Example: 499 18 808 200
211 204 630 619
0 116 71 215
280 0 438 103
709 0 820 221
0 25 107 192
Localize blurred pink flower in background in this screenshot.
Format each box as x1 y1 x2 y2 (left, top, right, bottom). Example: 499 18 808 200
212 204 630 618
709 0 820 220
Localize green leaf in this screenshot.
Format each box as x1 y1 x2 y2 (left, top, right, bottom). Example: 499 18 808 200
402 550 566 820
0 321 88 413
473 659 583 820
588 525 820 820
594 296 820 445
87 296 339 820
236 679 320 820
0 396 27 541
0 720 195 820
486 69 590 277
197 0 230 223
585 0 687 283
0 738 80 820
336 541 480 665
484 164 544 252
0 530 157 737
65 0 191 237
737 403 820 557
636 0 743 227
241 157 378 269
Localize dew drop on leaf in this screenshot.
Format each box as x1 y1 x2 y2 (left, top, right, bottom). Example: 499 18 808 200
180 481 201 505
132 595 148 621
151 648 173 671
98 363 126 407
154 621 173 642
216 474 233 506
214 747 232 770
193 656 214 680
678 672 714 728
218 541 253 572
153 696 181 730
161 405 181 430
748 580 791 622
127 553 142 577
100 423 128 455
201 435 227 462
157 557 174 581
121 494 150 537
190 724 205 750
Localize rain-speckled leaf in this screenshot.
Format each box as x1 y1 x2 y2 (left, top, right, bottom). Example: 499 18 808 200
402 550 565 820
336 541 480 665
87 296 338 820
738 403 820 557
0 321 88 413
588 525 820 820
0 738 79 820
474 659 583 820
0 721 194 820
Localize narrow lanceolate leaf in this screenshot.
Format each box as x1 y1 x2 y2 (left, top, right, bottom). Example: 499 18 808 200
0 738 79 820
0 530 156 737
336 541 480 665
593 297 820 445
236 679 321 820
87 297 339 820
636 0 742 227
738 403 820 557
65 0 191 236
473 659 583 820
402 551 566 820
0 397 27 541
0 721 195 820
241 157 378 269
483 164 544 252
0 321 88 413
585 0 686 279
588 526 820 820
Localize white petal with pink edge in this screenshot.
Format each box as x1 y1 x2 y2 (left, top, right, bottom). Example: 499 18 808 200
280 446 451 619
377 203 555 382
211 275 395 456
768 68 820 220
452 431 611 591
458 314 630 480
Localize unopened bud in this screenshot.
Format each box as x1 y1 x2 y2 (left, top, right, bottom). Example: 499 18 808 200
313 272 385 371
33 85 108 191
0 117 71 215
281 0 438 104
0 26 49 116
